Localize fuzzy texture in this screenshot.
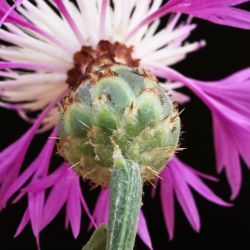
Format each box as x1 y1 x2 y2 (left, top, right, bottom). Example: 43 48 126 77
107 148 142 250
91 189 153 250
58 64 180 186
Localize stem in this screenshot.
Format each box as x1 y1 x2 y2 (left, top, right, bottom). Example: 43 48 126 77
107 147 143 250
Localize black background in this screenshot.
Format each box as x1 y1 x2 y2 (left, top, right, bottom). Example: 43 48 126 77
0 1 250 250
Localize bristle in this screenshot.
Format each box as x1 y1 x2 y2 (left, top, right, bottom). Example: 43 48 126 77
69 160 81 169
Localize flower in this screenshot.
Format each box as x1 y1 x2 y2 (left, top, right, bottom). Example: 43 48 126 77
0 0 249 249
160 157 230 239
149 65 250 199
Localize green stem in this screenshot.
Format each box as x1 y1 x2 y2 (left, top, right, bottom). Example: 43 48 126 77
106 147 143 250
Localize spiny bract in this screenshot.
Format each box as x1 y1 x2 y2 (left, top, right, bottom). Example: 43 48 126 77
58 64 180 186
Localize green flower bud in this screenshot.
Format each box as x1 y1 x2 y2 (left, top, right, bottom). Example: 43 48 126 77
58 64 180 186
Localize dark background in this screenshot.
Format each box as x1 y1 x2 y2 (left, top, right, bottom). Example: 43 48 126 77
0 2 250 250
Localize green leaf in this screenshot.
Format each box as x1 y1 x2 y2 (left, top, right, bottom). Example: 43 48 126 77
82 225 107 250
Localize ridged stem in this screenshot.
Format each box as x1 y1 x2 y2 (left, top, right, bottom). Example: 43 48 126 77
106 147 143 250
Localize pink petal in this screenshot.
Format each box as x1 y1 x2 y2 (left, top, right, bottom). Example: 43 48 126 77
0 1 70 51
23 164 67 193
54 0 84 44
138 211 153 250
173 157 231 205
27 129 57 242
171 164 201 232
0 111 49 207
150 64 250 199
0 93 65 209
212 115 226 173
92 188 109 227
28 192 44 248
0 0 23 26
16 162 94 240
99 0 108 39
160 156 229 238
14 209 30 237
67 176 82 238
212 118 242 199
160 167 175 240
0 61 65 71
41 171 71 229
126 0 250 40
0 159 37 207
79 183 97 228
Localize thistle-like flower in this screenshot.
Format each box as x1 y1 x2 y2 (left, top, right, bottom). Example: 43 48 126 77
0 0 249 249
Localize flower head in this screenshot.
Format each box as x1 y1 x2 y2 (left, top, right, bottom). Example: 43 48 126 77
0 0 249 249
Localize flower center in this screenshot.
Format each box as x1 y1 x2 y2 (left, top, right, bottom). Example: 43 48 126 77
66 40 140 88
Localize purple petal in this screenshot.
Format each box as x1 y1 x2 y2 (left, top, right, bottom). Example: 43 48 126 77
138 211 153 250
171 164 201 232
99 0 109 39
212 116 226 174
0 93 65 209
23 164 67 193
14 209 30 237
0 0 23 26
189 167 219 182
190 6 250 30
126 0 250 40
67 176 82 238
0 114 46 207
0 1 70 51
54 0 84 44
169 1 250 30
92 188 109 227
27 129 57 243
173 157 231 205
41 171 71 229
0 0 26 25
0 159 37 207
150 64 250 199
160 167 175 240
79 183 97 228
212 116 242 199
2 129 58 247
15 162 93 240
0 61 65 71
28 192 44 248
65 212 69 230
160 156 229 238
0 129 35 178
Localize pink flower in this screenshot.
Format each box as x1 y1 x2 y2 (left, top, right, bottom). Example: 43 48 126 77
150 64 250 199
15 163 95 249
160 157 230 239
126 0 250 40
0 0 249 249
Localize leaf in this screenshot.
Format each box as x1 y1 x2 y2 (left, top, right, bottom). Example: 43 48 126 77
82 225 107 250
